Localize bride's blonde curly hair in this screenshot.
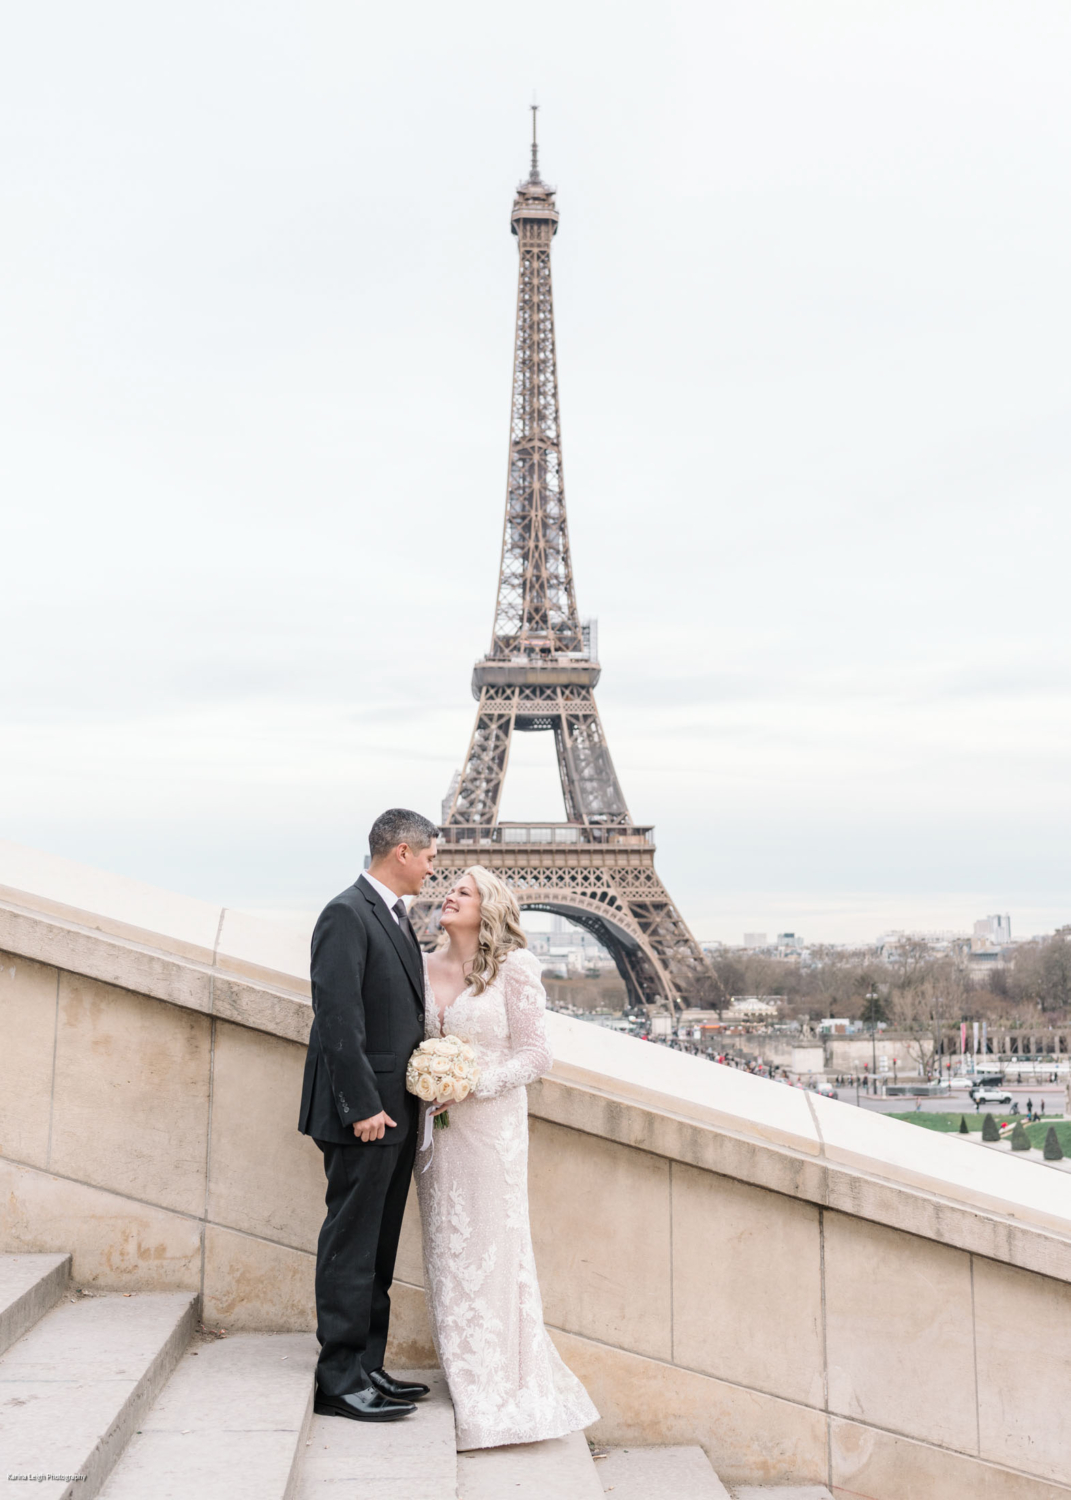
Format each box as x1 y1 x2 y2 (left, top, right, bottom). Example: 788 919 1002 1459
439 864 527 994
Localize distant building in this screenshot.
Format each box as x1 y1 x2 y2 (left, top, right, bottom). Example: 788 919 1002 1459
743 932 767 949
678 1006 725 1043
441 770 461 824
974 914 1011 946
527 921 616 977
876 930 959 963
576 1012 630 1031
677 1009 722 1039
965 913 1012 972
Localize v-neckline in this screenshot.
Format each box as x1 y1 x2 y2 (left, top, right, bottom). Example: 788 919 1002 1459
423 955 473 1037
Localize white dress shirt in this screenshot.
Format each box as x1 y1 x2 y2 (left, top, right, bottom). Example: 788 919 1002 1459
360 869 406 923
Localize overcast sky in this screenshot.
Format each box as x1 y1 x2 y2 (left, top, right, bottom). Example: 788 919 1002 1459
3 2 1071 944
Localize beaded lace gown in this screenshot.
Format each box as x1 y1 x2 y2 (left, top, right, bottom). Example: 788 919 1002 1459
415 946 599 1450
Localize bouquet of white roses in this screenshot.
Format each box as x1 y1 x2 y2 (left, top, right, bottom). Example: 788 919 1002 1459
406 1035 480 1129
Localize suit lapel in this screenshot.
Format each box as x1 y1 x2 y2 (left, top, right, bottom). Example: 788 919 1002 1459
358 877 424 1007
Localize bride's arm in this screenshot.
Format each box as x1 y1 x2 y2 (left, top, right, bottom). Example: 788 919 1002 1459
471 949 552 1099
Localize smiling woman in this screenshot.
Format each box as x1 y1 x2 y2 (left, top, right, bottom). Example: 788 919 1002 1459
431 865 528 1011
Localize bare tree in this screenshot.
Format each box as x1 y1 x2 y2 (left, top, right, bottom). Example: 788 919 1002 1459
889 962 967 1079
889 985 937 1078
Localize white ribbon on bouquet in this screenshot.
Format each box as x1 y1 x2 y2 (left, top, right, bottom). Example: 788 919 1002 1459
419 1106 437 1171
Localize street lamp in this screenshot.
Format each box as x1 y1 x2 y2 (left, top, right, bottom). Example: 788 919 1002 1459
867 986 879 1096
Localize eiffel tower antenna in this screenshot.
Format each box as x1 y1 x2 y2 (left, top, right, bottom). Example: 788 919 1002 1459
410 114 716 1015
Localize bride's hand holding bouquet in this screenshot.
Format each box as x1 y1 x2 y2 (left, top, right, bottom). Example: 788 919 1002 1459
406 1035 480 1129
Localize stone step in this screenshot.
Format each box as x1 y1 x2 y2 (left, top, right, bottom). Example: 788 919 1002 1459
597 1445 732 1499
458 1430 603 1500
731 1488 834 1499
98 1332 319 1500
0 1288 197 1500
0 1253 70 1358
294 1368 456 1500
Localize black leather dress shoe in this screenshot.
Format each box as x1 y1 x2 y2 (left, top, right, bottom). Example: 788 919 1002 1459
314 1384 416 1421
368 1367 431 1402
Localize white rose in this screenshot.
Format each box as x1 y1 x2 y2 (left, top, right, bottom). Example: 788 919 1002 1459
435 1078 454 1102
452 1079 471 1101
414 1075 437 1101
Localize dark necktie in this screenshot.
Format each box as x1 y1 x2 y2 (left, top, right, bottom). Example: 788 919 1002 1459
393 898 422 957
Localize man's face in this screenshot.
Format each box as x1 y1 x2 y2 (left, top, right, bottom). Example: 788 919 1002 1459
396 837 437 896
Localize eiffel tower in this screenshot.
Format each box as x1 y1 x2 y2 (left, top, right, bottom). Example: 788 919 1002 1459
410 111 715 1014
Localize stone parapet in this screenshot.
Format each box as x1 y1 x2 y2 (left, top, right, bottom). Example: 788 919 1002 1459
0 841 1068 1497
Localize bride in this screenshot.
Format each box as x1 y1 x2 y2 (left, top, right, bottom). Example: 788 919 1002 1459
416 864 599 1450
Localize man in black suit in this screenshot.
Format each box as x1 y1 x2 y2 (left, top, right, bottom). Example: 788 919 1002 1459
299 807 439 1422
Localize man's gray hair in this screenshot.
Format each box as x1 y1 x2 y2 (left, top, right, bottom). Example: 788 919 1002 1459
369 808 439 861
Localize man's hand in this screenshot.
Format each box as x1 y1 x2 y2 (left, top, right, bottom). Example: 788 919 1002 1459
352 1110 397 1143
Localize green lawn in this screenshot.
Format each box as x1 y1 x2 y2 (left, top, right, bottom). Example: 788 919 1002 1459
1024 1119 1071 1153
890 1111 1071 1154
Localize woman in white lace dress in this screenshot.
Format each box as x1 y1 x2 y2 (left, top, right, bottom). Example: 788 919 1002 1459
416 864 599 1451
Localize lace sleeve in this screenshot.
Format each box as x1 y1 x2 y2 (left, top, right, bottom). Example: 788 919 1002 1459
472 949 553 1100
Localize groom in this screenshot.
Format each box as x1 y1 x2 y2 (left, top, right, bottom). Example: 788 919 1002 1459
298 807 439 1421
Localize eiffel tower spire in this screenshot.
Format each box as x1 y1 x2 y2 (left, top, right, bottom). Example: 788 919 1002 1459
491 105 580 664
410 119 715 1015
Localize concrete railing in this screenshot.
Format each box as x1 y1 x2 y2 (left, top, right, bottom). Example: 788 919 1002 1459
1 839 1069 1498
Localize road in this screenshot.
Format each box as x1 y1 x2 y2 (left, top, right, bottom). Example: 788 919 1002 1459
834 1086 1068 1117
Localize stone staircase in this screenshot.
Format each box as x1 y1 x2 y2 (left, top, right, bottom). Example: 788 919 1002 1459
0 1255 830 1500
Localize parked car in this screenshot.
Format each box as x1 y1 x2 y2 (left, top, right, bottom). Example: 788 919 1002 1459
814 1083 838 1099
970 1088 1013 1105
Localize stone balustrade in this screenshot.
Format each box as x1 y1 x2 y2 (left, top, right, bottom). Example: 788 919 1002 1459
1 839 1069 1498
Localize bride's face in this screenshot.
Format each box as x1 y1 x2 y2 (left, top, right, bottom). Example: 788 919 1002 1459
439 877 482 936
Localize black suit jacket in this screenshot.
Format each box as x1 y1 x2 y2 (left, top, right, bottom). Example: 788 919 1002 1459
298 875 425 1147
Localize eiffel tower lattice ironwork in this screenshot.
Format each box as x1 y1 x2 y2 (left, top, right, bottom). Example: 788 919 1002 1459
410 111 715 1014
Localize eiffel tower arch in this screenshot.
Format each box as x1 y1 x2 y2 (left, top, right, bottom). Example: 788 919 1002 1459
410 112 716 1015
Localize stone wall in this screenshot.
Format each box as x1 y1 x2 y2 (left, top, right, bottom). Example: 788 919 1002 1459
2 847 1070 1497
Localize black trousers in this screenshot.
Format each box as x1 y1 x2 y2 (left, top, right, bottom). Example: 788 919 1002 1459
313 1119 417 1396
